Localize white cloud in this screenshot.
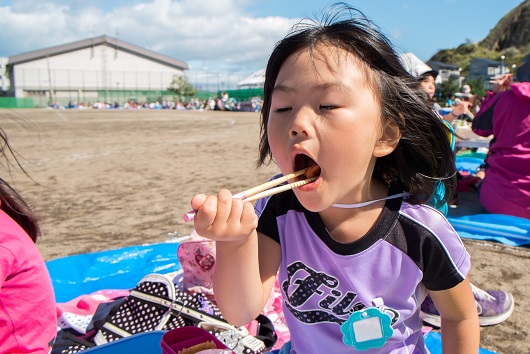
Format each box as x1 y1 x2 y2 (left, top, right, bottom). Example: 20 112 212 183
0 0 296 79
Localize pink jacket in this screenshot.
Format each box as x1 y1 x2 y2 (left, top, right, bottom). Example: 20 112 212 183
472 83 530 219
0 208 57 353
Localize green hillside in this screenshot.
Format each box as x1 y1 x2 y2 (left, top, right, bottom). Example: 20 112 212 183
430 0 530 76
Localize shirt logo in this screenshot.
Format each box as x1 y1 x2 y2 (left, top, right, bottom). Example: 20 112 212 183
282 261 399 325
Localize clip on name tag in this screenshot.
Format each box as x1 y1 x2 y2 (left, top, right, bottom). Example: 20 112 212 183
340 297 394 351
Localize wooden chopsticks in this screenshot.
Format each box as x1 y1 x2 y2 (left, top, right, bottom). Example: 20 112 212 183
183 168 316 222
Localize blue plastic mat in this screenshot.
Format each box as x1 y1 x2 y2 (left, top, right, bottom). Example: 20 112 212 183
451 155 530 246
83 331 165 353
448 214 530 247
47 242 500 352
47 242 181 302
424 332 496 353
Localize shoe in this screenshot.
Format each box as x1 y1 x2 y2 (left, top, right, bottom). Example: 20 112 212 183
420 284 514 327
473 284 515 326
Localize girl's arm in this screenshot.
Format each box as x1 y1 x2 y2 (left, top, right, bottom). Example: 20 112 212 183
191 190 281 326
429 277 480 353
214 232 280 325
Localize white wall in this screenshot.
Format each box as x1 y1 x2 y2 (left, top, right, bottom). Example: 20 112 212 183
0 57 8 91
13 45 184 94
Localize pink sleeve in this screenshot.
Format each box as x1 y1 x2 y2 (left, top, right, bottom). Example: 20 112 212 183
478 90 498 112
0 247 15 287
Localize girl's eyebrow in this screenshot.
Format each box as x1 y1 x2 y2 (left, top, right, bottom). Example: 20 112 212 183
272 84 296 94
273 82 349 94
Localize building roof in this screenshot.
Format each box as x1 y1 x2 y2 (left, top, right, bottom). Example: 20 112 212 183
426 61 460 71
7 35 188 70
470 57 502 65
238 68 265 87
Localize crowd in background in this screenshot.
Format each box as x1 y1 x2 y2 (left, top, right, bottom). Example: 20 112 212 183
47 92 263 113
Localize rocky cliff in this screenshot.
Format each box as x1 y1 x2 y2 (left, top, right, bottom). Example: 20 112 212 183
480 0 530 51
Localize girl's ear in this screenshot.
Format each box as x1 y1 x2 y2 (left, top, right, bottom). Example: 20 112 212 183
373 121 401 157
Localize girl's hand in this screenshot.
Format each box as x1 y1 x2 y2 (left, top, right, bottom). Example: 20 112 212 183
190 189 258 242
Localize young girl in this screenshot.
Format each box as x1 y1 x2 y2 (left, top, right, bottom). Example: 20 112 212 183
190 5 479 353
0 124 57 352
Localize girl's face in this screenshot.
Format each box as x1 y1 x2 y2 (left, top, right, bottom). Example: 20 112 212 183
267 44 393 212
419 75 435 99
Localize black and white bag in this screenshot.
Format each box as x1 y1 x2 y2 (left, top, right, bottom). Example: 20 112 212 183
94 273 274 353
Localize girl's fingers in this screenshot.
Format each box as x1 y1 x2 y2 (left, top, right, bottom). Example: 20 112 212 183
193 194 220 231
226 197 244 227
192 190 258 240
226 199 258 238
213 189 234 226
240 201 259 231
190 193 207 210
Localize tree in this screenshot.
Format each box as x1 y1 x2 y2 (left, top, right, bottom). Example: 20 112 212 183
437 79 461 105
168 75 196 101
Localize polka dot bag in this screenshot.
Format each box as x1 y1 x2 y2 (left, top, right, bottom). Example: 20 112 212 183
93 273 271 353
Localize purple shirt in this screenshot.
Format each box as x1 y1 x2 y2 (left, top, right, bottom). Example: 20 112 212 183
257 190 470 353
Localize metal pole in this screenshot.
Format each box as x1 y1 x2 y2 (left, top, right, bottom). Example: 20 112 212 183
46 52 54 104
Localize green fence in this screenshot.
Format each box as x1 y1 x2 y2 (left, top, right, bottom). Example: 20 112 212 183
0 87 264 109
0 97 35 109
180 88 263 102
218 88 263 102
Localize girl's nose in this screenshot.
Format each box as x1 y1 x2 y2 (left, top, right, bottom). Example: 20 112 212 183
289 108 312 138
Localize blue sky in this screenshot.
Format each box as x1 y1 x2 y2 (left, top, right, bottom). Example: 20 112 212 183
0 0 524 86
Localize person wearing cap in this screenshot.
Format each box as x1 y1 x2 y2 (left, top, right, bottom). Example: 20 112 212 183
399 52 469 122
471 62 530 219
399 52 459 214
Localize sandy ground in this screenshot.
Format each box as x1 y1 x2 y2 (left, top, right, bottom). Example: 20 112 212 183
2 109 528 353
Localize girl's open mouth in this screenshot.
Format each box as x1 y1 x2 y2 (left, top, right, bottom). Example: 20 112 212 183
294 154 321 182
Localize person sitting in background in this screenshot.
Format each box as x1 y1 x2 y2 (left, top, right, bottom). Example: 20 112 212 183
399 53 469 123
446 94 456 107
472 64 530 220
400 53 515 328
0 124 57 352
399 52 461 213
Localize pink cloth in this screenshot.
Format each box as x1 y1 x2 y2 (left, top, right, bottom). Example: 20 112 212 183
56 290 130 334
472 83 530 219
0 209 57 353
56 289 130 316
261 277 290 350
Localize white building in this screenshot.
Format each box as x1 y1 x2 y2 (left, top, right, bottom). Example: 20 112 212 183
0 57 8 93
7 35 188 107
237 68 265 89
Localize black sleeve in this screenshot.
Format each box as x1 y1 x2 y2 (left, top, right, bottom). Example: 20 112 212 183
387 216 467 291
471 100 497 132
255 195 281 244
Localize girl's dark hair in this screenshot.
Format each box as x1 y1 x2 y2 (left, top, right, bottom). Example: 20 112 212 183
0 127 40 243
258 3 456 206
